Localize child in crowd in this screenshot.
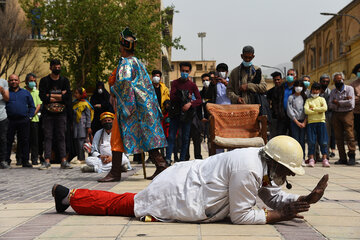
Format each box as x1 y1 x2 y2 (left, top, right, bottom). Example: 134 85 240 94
72 88 94 164
304 82 329 167
287 80 307 163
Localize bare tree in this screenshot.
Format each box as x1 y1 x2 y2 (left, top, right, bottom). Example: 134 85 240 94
0 0 40 79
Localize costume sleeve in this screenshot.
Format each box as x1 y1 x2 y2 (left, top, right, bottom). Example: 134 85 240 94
229 170 266 224
258 185 299 210
112 58 135 118
226 69 240 104
314 97 327 112
90 130 102 157
84 107 91 128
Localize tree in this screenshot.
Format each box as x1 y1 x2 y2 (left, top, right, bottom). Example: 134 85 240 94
20 0 184 88
0 0 41 79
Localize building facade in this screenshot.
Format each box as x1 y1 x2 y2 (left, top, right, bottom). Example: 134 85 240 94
292 0 360 83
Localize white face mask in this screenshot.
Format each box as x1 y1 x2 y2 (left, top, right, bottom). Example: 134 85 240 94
311 93 319 98
203 80 210 88
152 76 160 84
219 72 227 79
294 87 303 93
98 88 103 94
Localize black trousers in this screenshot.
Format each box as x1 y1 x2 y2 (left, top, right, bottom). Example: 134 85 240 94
186 122 203 160
29 122 39 162
7 117 30 165
42 114 67 159
0 118 8 163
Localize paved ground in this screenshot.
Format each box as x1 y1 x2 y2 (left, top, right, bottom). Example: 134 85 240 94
0 144 359 240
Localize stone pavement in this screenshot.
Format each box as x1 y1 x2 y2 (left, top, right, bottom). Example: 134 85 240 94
0 146 359 240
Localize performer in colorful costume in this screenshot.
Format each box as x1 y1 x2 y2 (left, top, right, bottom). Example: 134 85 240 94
98 28 167 182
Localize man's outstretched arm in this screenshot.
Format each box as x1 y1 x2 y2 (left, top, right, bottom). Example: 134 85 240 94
266 174 329 224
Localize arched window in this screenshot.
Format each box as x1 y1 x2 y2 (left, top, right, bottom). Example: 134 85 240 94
329 43 334 62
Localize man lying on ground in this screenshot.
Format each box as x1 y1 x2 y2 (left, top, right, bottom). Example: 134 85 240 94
52 136 328 224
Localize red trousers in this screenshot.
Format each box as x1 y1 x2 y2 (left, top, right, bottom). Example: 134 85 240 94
70 189 136 216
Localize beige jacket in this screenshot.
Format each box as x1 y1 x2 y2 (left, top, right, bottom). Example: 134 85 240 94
226 64 267 104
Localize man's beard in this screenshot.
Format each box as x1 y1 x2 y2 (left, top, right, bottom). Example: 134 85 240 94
269 167 286 186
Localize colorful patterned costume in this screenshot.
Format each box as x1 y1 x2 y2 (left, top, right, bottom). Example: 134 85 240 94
112 57 167 154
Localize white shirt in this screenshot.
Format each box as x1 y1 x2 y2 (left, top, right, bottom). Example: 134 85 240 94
134 148 299 224
91 129 111 157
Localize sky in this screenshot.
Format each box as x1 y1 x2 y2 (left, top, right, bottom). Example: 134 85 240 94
163 0 353 75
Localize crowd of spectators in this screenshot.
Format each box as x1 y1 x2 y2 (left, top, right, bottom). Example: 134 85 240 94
0 48 360 171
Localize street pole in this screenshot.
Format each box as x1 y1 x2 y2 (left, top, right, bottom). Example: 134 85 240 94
261 65 286 77
320 12 360 26
197 32 206 61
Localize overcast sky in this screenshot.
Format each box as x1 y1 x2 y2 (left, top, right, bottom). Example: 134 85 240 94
163 0 353 73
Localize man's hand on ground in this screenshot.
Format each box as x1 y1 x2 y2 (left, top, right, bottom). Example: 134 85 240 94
299 174 329 204
266 201 310 224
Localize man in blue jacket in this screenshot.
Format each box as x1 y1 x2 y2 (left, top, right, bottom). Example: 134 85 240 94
6 74 35 167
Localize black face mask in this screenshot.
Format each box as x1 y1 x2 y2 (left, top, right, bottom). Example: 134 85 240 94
103 122 112 130
52 69 61 75
321 84 328 90
335 82 344 90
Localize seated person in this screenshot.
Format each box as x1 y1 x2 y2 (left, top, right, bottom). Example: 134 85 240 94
81 112 131 173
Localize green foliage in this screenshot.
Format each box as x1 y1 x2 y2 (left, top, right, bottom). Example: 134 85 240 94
20 0 184 88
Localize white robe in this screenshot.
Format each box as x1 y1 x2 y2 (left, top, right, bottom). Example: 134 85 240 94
134 147 299 224
86 129 131 173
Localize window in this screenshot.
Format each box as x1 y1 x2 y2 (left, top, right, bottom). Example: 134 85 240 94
0 0 5 12
196 64 203 71
171 64 174 71
329 43 333 62
311 47 316 70
318 47 322 66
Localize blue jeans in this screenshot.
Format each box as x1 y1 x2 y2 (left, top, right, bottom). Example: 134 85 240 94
166 118 191 162
290 120 305 158
307 122 328 156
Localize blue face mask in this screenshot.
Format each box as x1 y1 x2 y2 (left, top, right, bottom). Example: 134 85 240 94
286 75 294 83
242 61 252 67
181 72 189 80
303 81 310 88
28 81 36 89
357 72 360 78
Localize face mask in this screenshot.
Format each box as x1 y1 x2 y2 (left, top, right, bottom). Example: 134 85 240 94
98 88 103 94
180 72 189 80
357 72 360 78
152 76 160 84
219 72 226 78
28 82 36 89
203 80 210 88
103 122 112 130
303 81 310 88
321 84 328 90
311 93 319 98
286 75 294 83
335 80 344 89
294 86 303 93
242 61 252 67
52 69 61 75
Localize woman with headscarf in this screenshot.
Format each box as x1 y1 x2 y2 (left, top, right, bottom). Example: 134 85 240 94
90 82 113 134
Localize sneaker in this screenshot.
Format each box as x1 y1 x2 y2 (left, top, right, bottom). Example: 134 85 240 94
301 160 306 167
52 184 70 213
0 161 10 169
308 159 315 167
22 162 33 168
61 161 73 169
81 165 95 173
322 159 330 167
39 162 51 170
329 152 335 158
70 159 82 164
32 160 39 165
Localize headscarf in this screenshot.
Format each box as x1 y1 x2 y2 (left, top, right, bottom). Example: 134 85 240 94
90 82 111 107
73 88 94 123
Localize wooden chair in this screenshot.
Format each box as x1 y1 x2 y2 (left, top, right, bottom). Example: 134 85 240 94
206 103 267 156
